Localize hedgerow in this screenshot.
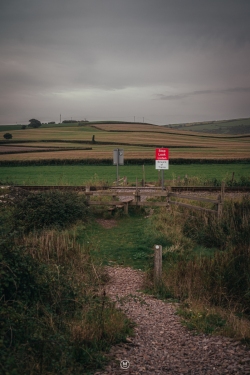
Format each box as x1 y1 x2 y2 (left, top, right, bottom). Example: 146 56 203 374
1 158 250 167
12 191 88 232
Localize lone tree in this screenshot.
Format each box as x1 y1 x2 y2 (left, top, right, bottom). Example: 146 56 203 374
3 133 12 140
28 118 42 128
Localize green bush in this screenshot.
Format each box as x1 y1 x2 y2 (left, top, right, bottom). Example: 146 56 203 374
12 191 88 232
3 132 12 140
0 231 132 374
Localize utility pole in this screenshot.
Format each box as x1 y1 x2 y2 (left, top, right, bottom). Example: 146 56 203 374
134 116 135 122
60 114 61 123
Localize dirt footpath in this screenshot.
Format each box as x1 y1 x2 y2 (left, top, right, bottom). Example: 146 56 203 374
94 267 250 375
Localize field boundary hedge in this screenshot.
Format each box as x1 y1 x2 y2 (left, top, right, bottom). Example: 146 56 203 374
0 147 92 155
0 139 205 148
1 158 250 167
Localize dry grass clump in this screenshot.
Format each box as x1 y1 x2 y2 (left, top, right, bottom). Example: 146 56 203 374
145 196 250 342
149 205 195 253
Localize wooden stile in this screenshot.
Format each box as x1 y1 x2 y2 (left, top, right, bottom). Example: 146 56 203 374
83 183 225 216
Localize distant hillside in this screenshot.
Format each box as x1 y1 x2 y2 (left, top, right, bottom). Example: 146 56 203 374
164 117 250 135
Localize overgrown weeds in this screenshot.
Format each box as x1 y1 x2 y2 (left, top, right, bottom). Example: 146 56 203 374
0 229 132 374
183 195 250 248
145 196 250 341
169 174 250 187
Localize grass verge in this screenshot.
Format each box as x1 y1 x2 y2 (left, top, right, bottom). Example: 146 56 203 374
0 193 134 374
144 197 250 343
76 208 169 270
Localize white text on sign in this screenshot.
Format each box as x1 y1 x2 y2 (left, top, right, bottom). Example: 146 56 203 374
155 160 169 170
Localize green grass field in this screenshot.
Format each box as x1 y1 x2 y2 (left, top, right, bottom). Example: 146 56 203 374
166 117 250 134
1 163 249 185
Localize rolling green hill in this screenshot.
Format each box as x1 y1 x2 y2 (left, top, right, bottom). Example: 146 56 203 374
164 117 250 135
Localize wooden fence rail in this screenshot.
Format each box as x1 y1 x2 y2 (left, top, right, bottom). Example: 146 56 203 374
84 182 225 217
112 176 127 186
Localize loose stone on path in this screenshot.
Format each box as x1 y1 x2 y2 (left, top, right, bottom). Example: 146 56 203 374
94 266 250 375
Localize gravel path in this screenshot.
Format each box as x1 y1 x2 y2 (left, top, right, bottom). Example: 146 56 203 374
95 267 250 375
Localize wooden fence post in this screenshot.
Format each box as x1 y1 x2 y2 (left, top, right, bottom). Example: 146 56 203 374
85 186 90 204
221 181 225 201
135 189 140 206
142 165 145 187
124 202 129 214
166 186 171 206
217 181 225 219
154 245 162 286
231 172 235 184
158 170 161 186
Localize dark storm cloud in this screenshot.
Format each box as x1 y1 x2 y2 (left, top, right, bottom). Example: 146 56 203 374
0 0 250 124
156 87 250 100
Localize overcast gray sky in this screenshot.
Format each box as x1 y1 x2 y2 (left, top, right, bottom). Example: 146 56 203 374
1 0 250 125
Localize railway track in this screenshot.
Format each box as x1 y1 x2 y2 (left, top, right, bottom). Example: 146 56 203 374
11 185 250 192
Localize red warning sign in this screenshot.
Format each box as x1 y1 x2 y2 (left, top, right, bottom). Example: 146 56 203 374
155 148 169 170
155 148 169 160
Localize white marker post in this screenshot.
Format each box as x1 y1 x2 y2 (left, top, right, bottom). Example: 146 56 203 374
154 244 162 286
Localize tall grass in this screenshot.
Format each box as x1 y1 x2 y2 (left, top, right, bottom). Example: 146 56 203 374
0 229 132 374
183 196 250 248
159 246 250 312
145 196 250 340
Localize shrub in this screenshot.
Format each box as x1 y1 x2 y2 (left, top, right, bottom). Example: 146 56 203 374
3 132 12 140
0 231 132 374
28 118 41 128
12 190 88 232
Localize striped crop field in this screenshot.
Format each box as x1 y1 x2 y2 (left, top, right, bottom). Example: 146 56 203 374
0 122 250 161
